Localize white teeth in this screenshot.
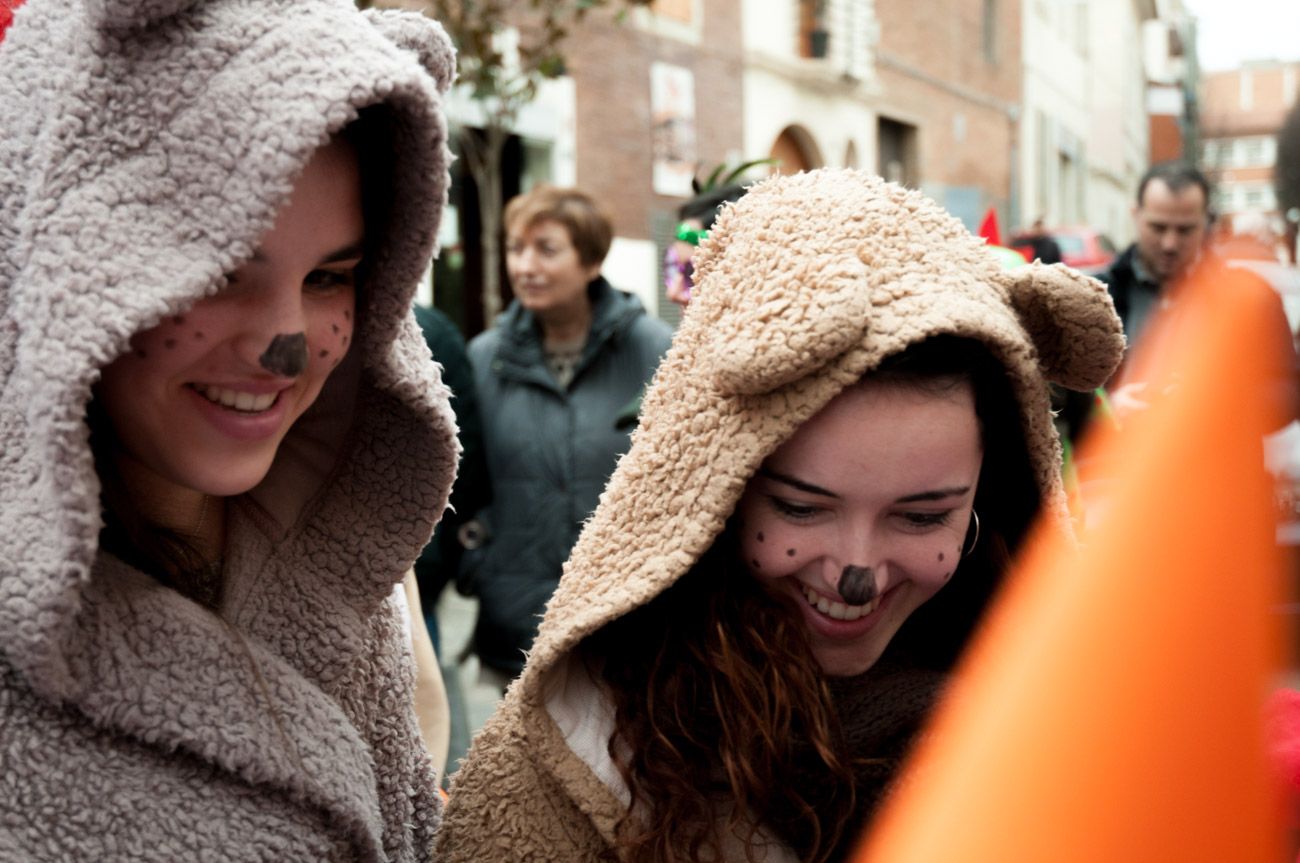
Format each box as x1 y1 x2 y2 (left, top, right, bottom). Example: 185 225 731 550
802 584 877 621
196 385 276 413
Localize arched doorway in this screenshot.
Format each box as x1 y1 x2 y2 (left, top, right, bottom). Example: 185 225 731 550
769 125 823 175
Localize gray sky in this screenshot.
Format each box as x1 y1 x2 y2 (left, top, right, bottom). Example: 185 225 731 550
1180 0 1300 71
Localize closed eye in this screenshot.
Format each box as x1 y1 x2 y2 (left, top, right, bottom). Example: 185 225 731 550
304 267 357 294
768 496 822 521
898 510 954 529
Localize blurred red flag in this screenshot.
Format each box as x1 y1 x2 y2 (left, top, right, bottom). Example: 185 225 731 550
855 267 1291 862
976 207 1001 247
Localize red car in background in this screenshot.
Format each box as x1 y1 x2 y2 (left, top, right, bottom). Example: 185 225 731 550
1010 226 1118 276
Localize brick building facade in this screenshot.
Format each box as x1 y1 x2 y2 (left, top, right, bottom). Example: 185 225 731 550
568 4 745 243
421 0 746 331
413 0 1159 334
565 3 746 325
873 0 1020 232
1200 61 1300 234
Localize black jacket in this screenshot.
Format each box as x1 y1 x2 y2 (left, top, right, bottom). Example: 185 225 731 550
1095 244 1161 344
413 304 491 618
1099 246 1298 432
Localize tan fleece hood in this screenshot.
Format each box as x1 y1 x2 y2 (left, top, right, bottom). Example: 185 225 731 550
439 169 1126 862
523 168 1124 696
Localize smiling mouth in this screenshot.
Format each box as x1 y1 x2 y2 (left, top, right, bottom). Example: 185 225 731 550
191 384 279 414
801 584 879 622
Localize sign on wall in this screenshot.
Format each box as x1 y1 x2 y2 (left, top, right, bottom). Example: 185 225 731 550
650 62 696 197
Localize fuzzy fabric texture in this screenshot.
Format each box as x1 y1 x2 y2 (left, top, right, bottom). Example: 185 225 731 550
439 169 1125 861
0 1 457 860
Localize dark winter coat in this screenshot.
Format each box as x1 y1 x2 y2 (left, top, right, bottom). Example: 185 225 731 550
1095 244 1162 347
465 277 672 676
413 304 490 615
1101 247 1299 431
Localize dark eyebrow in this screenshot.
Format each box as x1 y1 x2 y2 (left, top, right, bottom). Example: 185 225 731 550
896 486 971 503
758 468 970 504
246 241 365 266
757 467 838 498
320 241 366 264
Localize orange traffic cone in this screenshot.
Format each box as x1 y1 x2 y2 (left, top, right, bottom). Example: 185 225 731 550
855 268 1290 862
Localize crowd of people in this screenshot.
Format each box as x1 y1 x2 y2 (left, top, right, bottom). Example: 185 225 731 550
0 0 1294 861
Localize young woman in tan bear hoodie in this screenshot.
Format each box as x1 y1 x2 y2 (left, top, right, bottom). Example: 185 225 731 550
438 169 1125 862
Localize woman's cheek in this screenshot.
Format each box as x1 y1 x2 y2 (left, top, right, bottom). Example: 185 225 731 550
739 518 809 579
309 299 355 373
906 530 965 589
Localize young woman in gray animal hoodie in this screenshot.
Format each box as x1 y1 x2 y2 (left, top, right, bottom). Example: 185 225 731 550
0 1 459 860
438 169 1127 862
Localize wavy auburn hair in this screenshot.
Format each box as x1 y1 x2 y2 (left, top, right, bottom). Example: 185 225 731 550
582 336 1041 863
585 547 856 863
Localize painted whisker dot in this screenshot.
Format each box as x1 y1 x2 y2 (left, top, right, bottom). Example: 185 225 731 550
319 349 329 358
343 310 351 320
164 339 176 349
786 548 796 557
331 323 340 334
341 335 348 346
756 531 765 543
938 552 945 562
135 349 147 359
194 331 204 340
751 559 761 569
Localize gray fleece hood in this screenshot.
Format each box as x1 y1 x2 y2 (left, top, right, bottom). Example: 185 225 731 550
0 0 457 695
0 0 459 858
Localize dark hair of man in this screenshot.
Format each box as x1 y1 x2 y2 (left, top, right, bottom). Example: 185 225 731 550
1136 161 1211 208
583 335 1041 863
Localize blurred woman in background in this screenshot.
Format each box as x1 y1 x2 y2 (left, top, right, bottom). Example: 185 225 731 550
463 185 672 686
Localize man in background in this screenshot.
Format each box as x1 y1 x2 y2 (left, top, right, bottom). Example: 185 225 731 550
1098 162 1211 351
1098 160 1296 429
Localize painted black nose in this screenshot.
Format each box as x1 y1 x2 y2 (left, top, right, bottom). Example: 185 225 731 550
837 565 877 606
259 332 307 377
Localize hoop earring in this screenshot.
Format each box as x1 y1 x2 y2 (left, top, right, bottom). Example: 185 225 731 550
962 509 980 557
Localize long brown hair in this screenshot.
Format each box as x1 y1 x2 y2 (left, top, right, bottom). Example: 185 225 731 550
584 336 1041 862
585 545 857 863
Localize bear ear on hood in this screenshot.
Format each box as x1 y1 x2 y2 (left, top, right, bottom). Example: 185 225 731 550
364 9 456 94
700 253 874 396
82 0 197 28
995 261 1126 391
